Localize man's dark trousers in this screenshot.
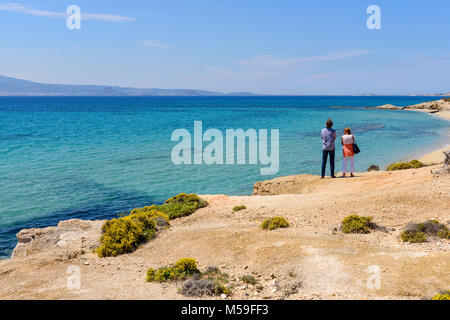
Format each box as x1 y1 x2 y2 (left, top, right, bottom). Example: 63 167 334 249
321 149 335 178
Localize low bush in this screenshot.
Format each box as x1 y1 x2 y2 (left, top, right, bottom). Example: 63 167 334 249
175 258 199 274
146 258 200 282
181 277 230 297
261 217 290 230
341 215 374 234
400 220 450 243
157 202 198 220
165 193 207 208
438 229 450 239
387 160 424 171
203 266 221 275
400 231 426 243
202 266 230 283
431 290 450 300
137 193 208 220
181 278 217 297
146 260 231 297
232 205 247 212
199 267 230 296
130 206 169 220
241 275 257 285
96 209 167 257
97 194 207 257
131 194 207 220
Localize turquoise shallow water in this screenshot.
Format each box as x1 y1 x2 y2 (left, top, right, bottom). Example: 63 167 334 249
0 96 449 258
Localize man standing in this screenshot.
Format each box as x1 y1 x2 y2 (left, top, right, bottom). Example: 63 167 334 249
321 118 337 179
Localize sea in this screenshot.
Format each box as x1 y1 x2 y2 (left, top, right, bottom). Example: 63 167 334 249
0 96 449 258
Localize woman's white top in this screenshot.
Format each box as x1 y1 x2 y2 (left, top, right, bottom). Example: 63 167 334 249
342 134 354 145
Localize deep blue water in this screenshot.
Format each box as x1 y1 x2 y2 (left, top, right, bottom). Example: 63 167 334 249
0 96 449 258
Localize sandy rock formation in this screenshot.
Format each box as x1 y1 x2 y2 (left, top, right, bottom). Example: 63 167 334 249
374 99 450 114
12 219 104 259
253 174 320 195
404 98 450 112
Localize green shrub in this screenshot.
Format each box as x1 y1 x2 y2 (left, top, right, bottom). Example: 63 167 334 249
146 266 177 282
146 258 200 282
261 217 290 230
213 283 230 295
341 215 373 234
96 210 159 258
130 206 169 220
232 205 247 212
175 258 199 274
165 193 202 206
203 266 221 275
147 260 231 297
241 275 257 285
97 194 206 258
387 160 424 171
409 159 424 168
432 290 450 300
157 201 198 219
400 231 426 243
438 229 450 239
160 193 208 219
131 193 208 220
401 220 450 243
443 97 450 102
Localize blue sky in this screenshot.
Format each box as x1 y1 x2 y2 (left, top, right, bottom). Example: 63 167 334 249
0 0 449 94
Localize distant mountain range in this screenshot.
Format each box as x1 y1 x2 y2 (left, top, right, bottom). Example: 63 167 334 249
0 75 448 97
0 75 255 96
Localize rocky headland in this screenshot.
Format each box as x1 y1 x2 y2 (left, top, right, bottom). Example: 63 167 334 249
0 164 449 300
375 98 450 120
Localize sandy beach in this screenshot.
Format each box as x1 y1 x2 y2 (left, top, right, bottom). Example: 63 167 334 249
419 144 450 165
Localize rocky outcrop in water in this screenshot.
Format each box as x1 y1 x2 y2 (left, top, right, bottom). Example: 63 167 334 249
375 98 450 113
404 98 450 112
374 104 403 110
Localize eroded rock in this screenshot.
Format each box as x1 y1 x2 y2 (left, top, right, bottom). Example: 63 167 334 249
12 219 104 259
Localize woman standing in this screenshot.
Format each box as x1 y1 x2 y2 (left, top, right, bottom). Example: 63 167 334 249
341 127 355 177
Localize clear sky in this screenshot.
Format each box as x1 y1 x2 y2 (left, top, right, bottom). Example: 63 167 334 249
0 0 449 94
